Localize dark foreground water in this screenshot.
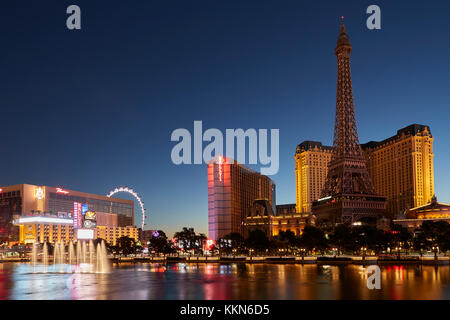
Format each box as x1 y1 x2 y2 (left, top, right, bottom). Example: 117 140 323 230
0 262 449 300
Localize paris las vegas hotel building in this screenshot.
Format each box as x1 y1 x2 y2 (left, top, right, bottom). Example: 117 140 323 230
295 124 435 219
0 184 139 245
209 124 438 240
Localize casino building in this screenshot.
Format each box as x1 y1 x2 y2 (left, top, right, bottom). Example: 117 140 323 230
393 196 450 232
361 124 434 218
207 156 276 240
295 124 435 218
0 184 138 245
243 202 310 239
294 141 332 213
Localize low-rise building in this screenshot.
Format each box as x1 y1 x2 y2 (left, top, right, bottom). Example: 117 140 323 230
14 213 139 245
393 196 450 232
3 183 138 245
96 225 139 245
243 201 309 239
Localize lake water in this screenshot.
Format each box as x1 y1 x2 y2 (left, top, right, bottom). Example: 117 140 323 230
0 262 449 300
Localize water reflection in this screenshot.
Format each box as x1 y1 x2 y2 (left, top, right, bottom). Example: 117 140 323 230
0 262 448 300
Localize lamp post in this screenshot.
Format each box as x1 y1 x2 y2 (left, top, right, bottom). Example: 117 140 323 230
300 248 306 263
432 246 439 261
361 247 367 261
396 246 401 260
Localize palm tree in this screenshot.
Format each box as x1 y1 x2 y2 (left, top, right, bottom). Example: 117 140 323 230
417 221 450 252
299 226 328 254
149 230 172 254
245 230 269 253
116 236 136 256
174 227 197 252
225 232 244 250
330 224 352 254
196 233 207 254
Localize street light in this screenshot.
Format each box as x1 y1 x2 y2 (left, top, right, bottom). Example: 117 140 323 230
432 246 439 261
361 247 367 261
332 247 338 258
395 246 401 260
300 248 306 263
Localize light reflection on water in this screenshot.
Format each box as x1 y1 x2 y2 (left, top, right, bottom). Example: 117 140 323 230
0 262 449 300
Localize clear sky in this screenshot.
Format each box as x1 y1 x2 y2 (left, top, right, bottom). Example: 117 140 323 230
1 1 449 237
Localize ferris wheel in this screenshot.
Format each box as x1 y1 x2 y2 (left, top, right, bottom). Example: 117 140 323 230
106 186 147 230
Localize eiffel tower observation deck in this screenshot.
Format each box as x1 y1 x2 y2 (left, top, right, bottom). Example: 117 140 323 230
312 22 387 227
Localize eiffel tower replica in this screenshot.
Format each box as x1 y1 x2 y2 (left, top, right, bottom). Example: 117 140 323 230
312 22 386 226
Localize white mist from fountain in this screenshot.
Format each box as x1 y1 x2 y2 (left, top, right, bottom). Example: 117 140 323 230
69 242 74 265
42 242 48 273
81 241 87 265
29 240 110 274
59 242 65 273
31 243 37 273
53 242 58 265
101 241 110 273
31 244 37 264
60 242 65 264
96 241 110 274
76 241 81 265
89 240 95 265
53 242 64 273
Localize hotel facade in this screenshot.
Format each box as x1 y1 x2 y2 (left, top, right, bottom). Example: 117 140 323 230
295 124 434 218
393 196 450 232
243 202 309 239
207 157 275 240
0 184 138 244
294 141 332 213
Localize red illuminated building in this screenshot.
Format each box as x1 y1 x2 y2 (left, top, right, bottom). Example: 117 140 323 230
207 156 275 240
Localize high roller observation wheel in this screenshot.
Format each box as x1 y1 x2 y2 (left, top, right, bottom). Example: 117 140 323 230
106 187 147 230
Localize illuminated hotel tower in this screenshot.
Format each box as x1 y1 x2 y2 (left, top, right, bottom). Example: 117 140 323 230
207 156 275 240
295 125 435 219
312 23 386 225
362 124 434 217
295 142 332 213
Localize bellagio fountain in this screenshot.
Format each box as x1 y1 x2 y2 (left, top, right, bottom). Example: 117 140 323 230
30 240 110 274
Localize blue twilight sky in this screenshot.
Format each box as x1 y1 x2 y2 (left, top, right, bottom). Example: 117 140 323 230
1 1 449 237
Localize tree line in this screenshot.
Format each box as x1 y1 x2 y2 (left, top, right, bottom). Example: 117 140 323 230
147 221 450 256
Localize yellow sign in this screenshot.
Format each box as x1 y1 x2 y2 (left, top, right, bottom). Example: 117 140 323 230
35 187 44 200
85 211 96 220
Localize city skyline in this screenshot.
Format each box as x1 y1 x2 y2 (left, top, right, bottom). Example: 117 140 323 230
1 1 450 237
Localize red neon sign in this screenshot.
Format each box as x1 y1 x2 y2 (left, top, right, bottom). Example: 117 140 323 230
73 202 82 229
0 188 3 193
205 239 215 250
56 188 69 194
217 156 224 182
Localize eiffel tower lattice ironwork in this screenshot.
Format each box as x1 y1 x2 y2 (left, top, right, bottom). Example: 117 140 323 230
313 22 386 225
